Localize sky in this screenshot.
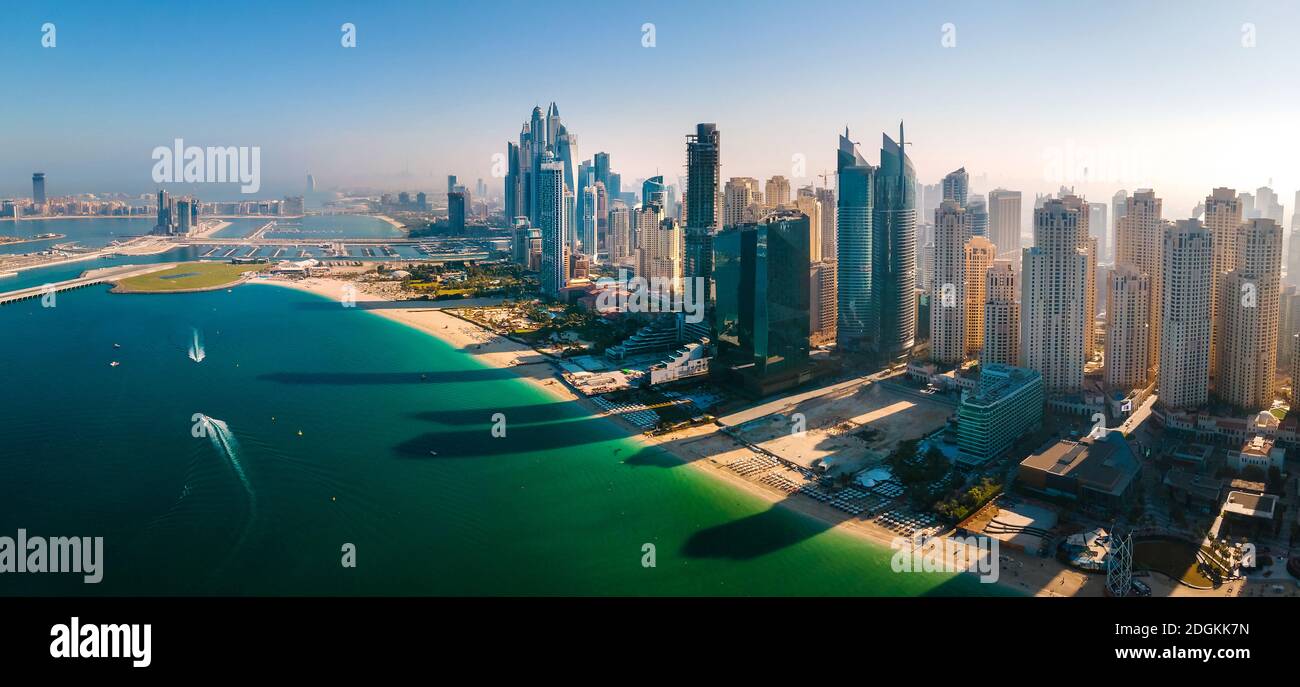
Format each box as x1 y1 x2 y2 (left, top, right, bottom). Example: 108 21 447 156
3 0 1300 217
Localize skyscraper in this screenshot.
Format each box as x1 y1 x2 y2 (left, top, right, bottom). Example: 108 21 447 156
983 260 1019 366
32 173 46 205
987 189 1022 265
964 236 995 359
941 167 968 206
1217 218 1283 411
930 200 970 364
966 195 988 239
1116 189 1164 378
1204 187 1242 379
1111 189 1128 264
713 210 811 394
1021 195 1090 394
1159 220 1213 409
685 123 721 309
1088 202 1108 267
764 176 790 209
448 188 468 232
810 259 838 346
306 173 316 194
871 123 918 360
723 177 763 228
815 187 836 260
536 151 567 298
835 128 875 352
1105 265 1151 390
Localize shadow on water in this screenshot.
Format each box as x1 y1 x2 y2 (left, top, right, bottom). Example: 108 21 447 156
257 369 520 385
392 415 618 458
681 505 833 561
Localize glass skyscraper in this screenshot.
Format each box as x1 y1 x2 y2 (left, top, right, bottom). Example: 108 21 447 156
872 124 918 360
835 123 917 360
713 210 812 394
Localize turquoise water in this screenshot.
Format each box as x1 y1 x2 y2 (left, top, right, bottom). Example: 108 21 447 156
0 282 1009 596
210 214 401 240
0 217 155 254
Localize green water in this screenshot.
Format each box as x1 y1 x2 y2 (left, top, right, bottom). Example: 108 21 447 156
0 282 1008 596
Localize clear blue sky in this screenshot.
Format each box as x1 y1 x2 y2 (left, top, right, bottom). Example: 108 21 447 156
4 0 1299 215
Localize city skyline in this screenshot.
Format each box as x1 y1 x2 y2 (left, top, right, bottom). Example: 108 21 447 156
5 1 1300 217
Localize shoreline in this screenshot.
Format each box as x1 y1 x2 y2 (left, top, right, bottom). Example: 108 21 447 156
253 276 1073 596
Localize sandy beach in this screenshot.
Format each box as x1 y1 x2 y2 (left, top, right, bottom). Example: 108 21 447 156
249 275 1254 598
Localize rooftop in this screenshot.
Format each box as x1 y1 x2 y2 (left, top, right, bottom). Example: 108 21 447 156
1020 433 1139 497
1222 491 1277 520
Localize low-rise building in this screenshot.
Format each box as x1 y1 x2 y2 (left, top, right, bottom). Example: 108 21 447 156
1226 435 1285 473
1018 433 1140 508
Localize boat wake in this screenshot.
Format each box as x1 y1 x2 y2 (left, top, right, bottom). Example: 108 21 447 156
197 414 253 505
187 327 206 363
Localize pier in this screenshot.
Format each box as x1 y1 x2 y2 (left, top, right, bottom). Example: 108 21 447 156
0 264 172 306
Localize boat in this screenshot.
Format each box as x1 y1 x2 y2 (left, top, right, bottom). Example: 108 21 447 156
109 361 120 367
297 430 304 436
113 343 121 348
428 450 438 456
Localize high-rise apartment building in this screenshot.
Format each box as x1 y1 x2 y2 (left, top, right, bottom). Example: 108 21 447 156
764 176 791 209
723 177 763 228
941 167 968 206
1203 187 1242 380
1158 220 1214 409
536 151 568 298
983 260 1019 365
930 200 969 364
1115 189 1164 378
1105 265 1151 390
987 189 1021 264
32 173 46 205
1217 218 1283 411
685 123 721 309
1021 195 1090 394
964 236 995 358
836 129 875 351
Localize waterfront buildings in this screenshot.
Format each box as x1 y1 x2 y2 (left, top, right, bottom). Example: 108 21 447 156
713 210 811 394
1021 195 1090 394
956 364 1044 466
1158 219 1214 409
1217 217 1283 411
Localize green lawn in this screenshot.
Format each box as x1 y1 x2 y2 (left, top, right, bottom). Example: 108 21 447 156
114 261 267 293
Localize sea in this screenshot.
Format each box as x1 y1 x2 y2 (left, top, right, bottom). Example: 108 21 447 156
0 218 1011 596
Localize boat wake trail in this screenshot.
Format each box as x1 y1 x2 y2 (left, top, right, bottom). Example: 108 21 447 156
188 327 206 363
196 414 257 575
198 414 254 506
